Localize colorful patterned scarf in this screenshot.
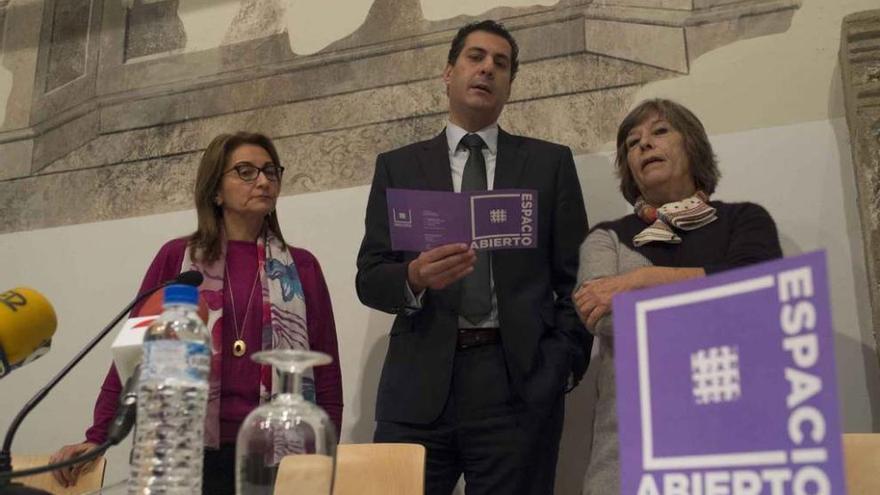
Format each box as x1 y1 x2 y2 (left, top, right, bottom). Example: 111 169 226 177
633 191 717 247
181 228 312 449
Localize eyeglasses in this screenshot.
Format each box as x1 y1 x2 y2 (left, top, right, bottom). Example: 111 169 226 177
224 164 285 182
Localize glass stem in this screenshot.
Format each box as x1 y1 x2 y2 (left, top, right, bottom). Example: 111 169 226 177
280 370 302 398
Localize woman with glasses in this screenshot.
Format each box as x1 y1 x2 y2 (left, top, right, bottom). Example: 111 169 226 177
50 132 343 495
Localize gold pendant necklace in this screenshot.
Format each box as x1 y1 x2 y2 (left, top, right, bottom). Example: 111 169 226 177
232 339 247 358
227 263 261 358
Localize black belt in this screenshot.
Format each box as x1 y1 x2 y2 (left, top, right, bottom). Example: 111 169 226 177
457 328 500 349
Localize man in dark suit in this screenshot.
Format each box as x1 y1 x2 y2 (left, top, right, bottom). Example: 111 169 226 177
356 19 591 495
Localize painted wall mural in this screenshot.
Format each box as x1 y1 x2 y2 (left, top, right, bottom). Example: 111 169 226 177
0 0 801 234
0 1 10 129
840 8 880 366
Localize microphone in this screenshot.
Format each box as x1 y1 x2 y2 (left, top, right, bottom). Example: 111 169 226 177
0 270 204 483
0 288 57 379
175 270 203 288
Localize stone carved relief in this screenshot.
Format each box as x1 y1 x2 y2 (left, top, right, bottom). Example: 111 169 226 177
124 0 186 60
44 0 91 91
0 1 9 127
0 0 802 233
222 0 287 46
840 9 880 365
0 2 6 53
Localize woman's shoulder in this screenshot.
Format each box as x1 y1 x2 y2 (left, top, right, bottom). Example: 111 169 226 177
286 246 328 294
149 237 190 264
590 213 643 239
288 245 319 269
138 237 190 293
712 200 775 222
157 237 190 254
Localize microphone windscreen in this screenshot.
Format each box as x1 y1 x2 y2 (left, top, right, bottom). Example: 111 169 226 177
0 287 57 366
176 270 204 287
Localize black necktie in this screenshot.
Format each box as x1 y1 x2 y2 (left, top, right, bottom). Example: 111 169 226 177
459 133 491 323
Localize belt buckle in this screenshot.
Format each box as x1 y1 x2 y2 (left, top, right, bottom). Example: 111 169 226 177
458 328 476 350
458 328 493 350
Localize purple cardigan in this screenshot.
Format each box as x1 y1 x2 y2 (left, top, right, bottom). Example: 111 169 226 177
85 238 343 444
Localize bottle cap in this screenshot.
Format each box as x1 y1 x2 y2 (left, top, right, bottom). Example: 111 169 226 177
163 284 199 306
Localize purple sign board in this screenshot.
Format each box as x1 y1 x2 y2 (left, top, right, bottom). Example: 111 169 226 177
386 188 537 252
613 251 845 495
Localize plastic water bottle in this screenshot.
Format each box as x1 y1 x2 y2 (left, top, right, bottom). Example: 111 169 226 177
129 284 211 494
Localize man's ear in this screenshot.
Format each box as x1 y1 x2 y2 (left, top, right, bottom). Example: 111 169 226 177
442 63 453 86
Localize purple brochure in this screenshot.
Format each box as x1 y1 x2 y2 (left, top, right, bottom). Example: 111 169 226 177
613 251 845 495
387 188 537 252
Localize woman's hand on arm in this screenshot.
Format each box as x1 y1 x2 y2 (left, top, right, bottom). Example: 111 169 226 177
574 271 640 330
574 266 706 330
49 441 100 487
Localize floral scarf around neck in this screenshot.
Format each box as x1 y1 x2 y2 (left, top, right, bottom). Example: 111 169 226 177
181 228 312 448
632 191 717 247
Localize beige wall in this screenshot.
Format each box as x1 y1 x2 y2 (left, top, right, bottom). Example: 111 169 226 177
634 0 876 135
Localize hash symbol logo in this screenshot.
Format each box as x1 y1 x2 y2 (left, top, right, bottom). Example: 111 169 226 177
690 345 741 405
489 209 507 223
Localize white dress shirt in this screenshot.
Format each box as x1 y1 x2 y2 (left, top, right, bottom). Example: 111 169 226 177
404 121 501 328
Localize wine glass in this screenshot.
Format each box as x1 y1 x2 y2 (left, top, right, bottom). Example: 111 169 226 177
235 350 336 495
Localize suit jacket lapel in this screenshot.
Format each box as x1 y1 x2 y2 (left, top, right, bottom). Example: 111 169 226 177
491 128 527 309
417 130 454 192
494 128 527 190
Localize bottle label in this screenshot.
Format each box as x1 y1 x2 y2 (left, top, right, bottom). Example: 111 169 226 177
143 340 210 381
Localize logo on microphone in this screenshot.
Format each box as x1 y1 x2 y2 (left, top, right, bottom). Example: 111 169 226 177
0 290 27 312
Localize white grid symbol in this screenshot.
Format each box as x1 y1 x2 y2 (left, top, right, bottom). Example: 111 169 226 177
489 209 507 223
635 274 789 470
691 345 741 405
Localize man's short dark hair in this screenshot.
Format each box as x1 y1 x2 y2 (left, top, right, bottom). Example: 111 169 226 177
447 20 519 80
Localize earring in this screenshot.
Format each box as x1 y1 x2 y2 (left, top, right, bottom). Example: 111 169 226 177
214 196 222 206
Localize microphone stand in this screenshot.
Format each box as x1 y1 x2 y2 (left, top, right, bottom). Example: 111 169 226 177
0 273 201 493
0 367 141 491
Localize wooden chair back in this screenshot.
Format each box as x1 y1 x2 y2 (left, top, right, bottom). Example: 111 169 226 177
843 433 880 495
274 443 425 495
